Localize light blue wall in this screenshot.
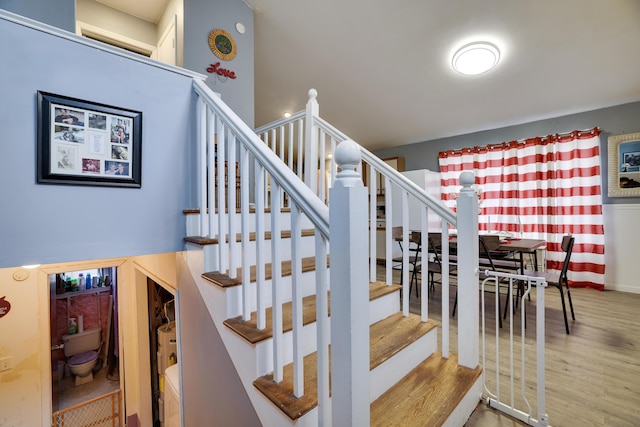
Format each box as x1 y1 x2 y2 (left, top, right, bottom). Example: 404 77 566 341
184 0 254 127
0 17 197 267
373 102 640 204
0 0 75 31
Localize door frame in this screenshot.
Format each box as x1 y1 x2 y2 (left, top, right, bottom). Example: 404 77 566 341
40 258 127 427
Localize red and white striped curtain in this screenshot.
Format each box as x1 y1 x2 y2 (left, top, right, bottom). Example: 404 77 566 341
438 128 605 290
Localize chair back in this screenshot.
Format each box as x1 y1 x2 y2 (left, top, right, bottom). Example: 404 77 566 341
427 234 442 266
559 235 575 282
392 226 403 241
479 235 499 271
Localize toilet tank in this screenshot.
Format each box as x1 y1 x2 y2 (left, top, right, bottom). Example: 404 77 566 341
62 327 101 357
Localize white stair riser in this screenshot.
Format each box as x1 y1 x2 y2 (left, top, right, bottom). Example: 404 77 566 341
369 327 438 403
187 241 401 324
186 212 314 237
369 291 400 325
200 234 318 273
255 321 319 377
223 272 319 320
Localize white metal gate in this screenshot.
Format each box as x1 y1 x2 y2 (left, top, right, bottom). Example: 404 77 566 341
481 270 550 427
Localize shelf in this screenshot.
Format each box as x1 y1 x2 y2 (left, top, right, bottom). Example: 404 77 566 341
55 286 112 300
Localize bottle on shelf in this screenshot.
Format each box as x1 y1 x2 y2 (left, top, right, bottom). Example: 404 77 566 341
68 318 78 335
78 273 85 290
86 273 92 289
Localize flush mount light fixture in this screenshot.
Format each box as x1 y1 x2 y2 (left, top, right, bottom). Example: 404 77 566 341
452 42 500 75
283 112 292 118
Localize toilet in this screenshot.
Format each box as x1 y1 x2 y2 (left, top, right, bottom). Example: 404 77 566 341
62 327 101 386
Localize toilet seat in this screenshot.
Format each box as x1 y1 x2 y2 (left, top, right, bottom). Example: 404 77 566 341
69 350 98 366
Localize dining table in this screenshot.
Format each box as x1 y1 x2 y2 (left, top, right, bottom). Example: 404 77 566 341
426 233 546 273
494 237 546 272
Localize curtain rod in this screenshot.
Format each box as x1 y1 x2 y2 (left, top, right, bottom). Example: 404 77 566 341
445 127 601 155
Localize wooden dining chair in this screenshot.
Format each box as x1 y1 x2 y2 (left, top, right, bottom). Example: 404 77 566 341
522 235 576 334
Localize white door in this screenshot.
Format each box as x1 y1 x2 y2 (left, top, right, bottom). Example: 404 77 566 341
158 15 177 66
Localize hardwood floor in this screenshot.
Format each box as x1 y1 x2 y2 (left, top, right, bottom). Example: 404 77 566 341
398 271 640 427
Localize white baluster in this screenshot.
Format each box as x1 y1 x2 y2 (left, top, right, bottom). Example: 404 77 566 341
291 203 304 397
271 182 283 382
255 163 267 329
228 133 238 278
305 89 319 193
240 146 251 321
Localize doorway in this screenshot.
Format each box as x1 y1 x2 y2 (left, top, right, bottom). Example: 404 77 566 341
50 267 122 425
147 278 177 427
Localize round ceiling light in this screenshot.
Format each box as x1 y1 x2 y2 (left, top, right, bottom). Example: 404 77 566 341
452 42 500 75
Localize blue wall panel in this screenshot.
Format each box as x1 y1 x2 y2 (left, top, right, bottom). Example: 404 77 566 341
0 18 197 267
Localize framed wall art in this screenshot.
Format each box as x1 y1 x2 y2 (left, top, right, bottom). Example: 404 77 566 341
37 91 142 188
608 131 640 197
208 28 237 61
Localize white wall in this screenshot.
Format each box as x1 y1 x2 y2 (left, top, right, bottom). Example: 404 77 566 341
76 0 158 47
603 204 640 293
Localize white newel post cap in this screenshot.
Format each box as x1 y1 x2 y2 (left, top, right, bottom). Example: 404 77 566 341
308 88 318 99
459 171 475 192
334 139 362 187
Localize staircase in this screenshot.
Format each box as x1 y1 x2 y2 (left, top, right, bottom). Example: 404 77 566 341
183 80 484 425
184 211 481 426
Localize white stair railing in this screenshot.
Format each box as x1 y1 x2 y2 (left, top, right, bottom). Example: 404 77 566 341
481 270 549 427
256 91 480 368
195 80 481 424
193 79 331 414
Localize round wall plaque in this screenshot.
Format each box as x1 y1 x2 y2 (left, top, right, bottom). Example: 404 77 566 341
208 29 237 61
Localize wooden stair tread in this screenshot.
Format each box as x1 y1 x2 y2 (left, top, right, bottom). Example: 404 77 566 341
224 282 403 344
371 351 482 427
184 229 315 246
253 312 438 420
183 207 292 214
201 255 327 288
224 293 323 344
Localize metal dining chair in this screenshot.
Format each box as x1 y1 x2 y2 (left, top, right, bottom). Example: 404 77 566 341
453 235 505 328
521 235 576 334
391 227 422 297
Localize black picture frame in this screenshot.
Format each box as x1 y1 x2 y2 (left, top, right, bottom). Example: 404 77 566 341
37 91 142 188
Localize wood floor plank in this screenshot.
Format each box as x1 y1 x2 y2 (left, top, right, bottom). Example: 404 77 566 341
404 266 640 427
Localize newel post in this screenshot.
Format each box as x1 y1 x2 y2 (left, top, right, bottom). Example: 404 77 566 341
456 171 479 369
330 139 370 427
305 89 319 195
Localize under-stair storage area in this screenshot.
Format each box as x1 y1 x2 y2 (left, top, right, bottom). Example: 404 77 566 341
50 267 121 425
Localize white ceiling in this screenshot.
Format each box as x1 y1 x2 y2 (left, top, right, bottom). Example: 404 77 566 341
98 0 640 151
96 0 169 23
